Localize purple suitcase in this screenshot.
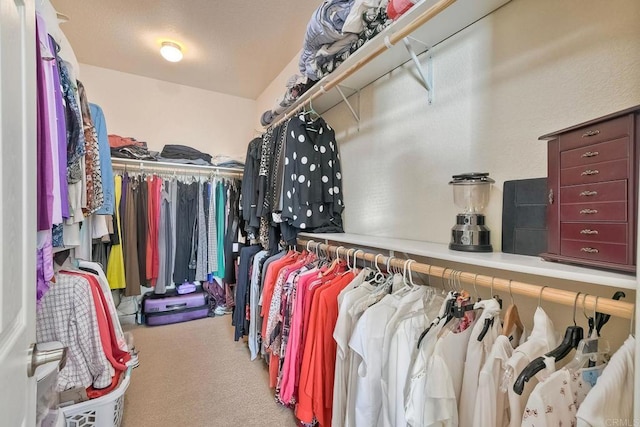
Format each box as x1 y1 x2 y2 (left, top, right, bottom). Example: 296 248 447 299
142 291 209 326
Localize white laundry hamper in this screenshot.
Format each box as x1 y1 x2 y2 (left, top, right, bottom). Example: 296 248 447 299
59 372 130 427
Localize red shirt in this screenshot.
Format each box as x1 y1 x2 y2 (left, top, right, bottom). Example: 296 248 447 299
296 264 349 424
312 272 356 426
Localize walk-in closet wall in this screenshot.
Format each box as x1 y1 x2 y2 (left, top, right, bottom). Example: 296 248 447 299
257 0 640 247
256 0 640 347
79 64 256 160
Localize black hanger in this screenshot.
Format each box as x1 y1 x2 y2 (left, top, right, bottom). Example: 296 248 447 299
417 297 455 349
477 317 494 342
513 293 584 395
476 295 503 342
594 291 625 336
450 300 475 319
418 293 478 348
584 291 624 367
441 292 463 325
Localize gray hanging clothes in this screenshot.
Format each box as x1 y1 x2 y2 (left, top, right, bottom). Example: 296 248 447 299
169 178 178 281
207 179 218 276
195 181 208 281
155 181 172 294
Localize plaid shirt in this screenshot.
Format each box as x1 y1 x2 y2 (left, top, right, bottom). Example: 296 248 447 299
36 272 114 391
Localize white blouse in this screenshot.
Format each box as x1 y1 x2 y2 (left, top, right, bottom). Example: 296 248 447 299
473 335 514 427
521 363 605 427
458 298 502 427
576 336 635 427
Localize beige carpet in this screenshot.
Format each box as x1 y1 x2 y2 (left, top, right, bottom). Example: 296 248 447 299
122 317 298 426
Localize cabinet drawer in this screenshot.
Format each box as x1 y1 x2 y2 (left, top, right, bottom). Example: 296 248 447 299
560 222 628 244
558 115 631 151
560 201 627 222
561 239 628 265
560 180 627 204
560 137 628 168
560 158 628 186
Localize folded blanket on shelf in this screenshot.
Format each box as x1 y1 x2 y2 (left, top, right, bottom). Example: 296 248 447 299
110 145 157 161
299 0 355 80
160 144 213 163
108 134 146 149
265 2 391 126
343 0 388 34
211 155 245 169
309 33 359 78
155 156 211 166
316 7 391 79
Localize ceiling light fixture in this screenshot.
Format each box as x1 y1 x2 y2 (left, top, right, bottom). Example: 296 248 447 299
160 41 183 62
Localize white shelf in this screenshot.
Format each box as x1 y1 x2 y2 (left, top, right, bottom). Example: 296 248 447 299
299 232 637 290
274 0 512 122
110 158 243 175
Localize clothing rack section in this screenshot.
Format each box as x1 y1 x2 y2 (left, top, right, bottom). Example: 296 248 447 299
111 158 243 177
241 116 345 249
297 239 635 320
102 167 242 297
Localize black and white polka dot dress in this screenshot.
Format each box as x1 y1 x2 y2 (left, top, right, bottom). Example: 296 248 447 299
281 114 344 232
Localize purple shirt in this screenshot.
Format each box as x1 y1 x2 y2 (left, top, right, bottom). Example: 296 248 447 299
36 15 54 231
49 35 69 219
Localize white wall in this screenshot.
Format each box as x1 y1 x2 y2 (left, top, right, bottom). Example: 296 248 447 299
80 64 256 160
315 0 640 249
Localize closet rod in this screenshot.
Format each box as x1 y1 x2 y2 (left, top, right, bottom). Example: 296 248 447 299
267 0 457 129
111 158 243 177
297 239 635 320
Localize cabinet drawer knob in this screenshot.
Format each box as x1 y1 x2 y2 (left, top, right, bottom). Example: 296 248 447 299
579 190 598 197
582 130 600 138
579 209 598 215
580 247 600 253
581 151 599 158
580 229 599 235
581 169 599 176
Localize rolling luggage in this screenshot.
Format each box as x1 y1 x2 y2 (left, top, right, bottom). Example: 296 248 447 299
141 289 209 326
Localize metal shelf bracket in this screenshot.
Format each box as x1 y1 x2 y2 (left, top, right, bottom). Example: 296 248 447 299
335 85 361 124
402 37 434 104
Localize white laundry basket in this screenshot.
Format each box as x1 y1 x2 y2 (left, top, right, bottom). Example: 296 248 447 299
60 373 130 427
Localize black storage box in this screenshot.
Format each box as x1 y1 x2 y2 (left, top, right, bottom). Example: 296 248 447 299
502 178 547 256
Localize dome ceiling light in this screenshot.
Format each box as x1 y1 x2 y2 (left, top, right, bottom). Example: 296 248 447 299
160 41 183 62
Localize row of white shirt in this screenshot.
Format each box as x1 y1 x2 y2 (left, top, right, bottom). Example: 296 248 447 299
331 274 635 427
472 306 635 427
332 273 505 427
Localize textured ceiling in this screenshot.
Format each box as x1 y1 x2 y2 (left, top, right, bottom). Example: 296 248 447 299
50 0 320 99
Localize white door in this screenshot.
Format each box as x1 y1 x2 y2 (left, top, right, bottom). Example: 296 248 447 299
0 0 37 425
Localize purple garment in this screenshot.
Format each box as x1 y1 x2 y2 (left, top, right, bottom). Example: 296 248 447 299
49 36 69 219
36 232 54 304
176 282 198 295
36 16 54 231
37 15 64 225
